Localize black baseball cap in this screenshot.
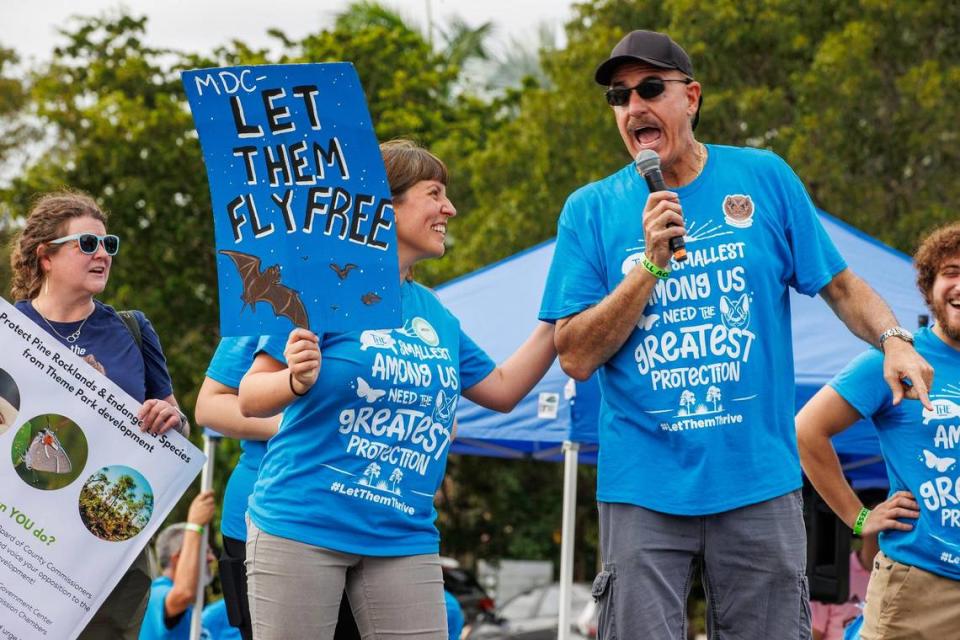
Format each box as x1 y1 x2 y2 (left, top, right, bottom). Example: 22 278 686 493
594 30 694 86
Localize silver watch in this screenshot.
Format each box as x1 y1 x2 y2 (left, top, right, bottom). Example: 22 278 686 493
879 326 914 351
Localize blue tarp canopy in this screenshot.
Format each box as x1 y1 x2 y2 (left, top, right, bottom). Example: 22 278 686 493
437 211 927 488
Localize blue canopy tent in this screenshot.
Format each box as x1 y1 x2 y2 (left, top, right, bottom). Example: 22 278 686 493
436 211 926 637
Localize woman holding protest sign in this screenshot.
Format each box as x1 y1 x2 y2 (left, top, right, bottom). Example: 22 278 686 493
237 139 556 640
9 190 187 639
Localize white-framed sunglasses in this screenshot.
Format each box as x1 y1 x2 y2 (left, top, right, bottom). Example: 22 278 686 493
49 233 120 256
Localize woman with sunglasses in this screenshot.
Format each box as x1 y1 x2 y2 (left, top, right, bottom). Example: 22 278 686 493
237 139 557 640
9 190 187 639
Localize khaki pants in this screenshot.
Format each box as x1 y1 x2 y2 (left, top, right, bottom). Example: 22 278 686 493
860 550 960 640
246 520 447 640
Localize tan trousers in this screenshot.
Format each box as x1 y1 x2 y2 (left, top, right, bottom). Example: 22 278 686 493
245 520 447 640
860 550 960 640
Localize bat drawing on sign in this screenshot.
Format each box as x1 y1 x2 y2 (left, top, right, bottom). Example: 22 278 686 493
361 292 382 305
219 250 309 328
24 428 72 474
330 262 358 280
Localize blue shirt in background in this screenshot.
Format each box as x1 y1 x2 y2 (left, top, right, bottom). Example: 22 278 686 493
539 145 845 515
138 576 193 640
204 336 267 542
249 281 495 556
831 327 960 580
201 598 241 640
445 590 464 640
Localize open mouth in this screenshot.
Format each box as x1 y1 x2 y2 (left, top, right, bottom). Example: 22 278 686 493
633 125 662 147
430 223 447 237
89 265 107 276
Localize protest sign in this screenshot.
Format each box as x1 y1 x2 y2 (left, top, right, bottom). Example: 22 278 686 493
0 299 204 640
182 63 402 337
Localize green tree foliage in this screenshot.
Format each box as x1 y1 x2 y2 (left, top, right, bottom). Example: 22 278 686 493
783 0 960 248
0 45 30 170
0 42 31 292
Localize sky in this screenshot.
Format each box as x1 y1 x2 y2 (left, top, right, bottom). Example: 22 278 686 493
2 0 576 63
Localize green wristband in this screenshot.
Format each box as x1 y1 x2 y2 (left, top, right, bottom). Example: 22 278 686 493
184 522 204 535
641 254 670 279
853 507 871 535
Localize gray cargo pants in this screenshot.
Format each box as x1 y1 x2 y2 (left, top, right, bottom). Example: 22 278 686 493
593 490 811 640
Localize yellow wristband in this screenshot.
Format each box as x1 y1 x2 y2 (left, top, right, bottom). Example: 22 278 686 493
641 254 670 279
184 523 204 535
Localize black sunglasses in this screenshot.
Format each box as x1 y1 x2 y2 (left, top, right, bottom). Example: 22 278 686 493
50 232 121 256
605 77 692 106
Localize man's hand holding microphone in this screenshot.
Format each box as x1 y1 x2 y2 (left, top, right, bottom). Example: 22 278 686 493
636 150 687 276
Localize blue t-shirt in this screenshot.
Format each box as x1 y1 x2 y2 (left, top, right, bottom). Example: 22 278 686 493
200 598 241 640
539 145 846 515
831 328 960 580
138 576 193 640
444 590 464 640
249 281 496 555
16 300 173 403
205 336 268 542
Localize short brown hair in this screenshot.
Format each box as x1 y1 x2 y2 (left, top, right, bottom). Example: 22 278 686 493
914 222 960 308
9 190 108 300
380 139 448 202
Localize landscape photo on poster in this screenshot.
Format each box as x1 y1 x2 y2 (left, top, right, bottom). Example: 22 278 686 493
182 63 402 337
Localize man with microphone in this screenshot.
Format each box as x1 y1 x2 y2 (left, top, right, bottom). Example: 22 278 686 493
538 29 934 639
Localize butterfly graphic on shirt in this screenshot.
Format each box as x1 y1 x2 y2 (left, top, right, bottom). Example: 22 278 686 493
355 377 387 403
24 428 72 474
637 313 660 331
431 390 458 427
921 449 957 473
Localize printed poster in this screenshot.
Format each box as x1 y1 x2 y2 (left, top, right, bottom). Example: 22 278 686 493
182 63 402 337
0 299 205 640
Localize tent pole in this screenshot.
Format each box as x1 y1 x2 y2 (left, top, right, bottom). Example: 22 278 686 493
189 434 217 640
557 440 579 640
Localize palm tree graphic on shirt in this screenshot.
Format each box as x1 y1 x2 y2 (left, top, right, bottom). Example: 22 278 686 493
706 386 723 412
679 390 696 415
360 463 381 487
389 468 404 493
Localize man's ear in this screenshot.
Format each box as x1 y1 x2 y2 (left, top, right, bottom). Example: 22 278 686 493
686 81 702 117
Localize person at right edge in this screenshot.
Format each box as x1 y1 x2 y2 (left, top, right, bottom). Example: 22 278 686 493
798 223 960 639
537 29 934 639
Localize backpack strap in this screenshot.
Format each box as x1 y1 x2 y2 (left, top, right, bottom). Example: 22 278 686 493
118 310 143 351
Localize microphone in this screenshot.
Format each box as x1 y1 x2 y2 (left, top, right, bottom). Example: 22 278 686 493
635 149 687 262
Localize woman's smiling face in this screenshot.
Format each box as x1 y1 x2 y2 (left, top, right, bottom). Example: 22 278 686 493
394 179 457 267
